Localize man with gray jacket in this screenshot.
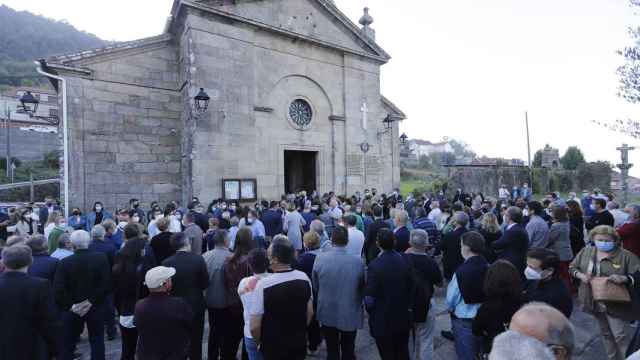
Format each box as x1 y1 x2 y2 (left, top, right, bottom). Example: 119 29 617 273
203 230 232 360
312 225 365 360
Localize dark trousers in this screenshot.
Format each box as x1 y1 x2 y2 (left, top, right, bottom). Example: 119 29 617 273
263 346 306 360
375 330 410 360
119 325 137 360
104 294 117 337
208 307 243 360
61 304 106 360
225 308 244 359
190 309 205 360
322 326 356 360
307 317 322 351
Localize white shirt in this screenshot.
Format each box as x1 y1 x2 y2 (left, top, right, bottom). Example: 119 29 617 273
44 223 56 240
610 209 629 228
169 215 182 233
499 188 510 199
238 273 270 339
428 208 442 226
346 227 365 258
147 220 160 238
327 207 343 220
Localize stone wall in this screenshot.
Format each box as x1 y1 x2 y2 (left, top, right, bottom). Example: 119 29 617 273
0 127 59 162
446 164 612 197
179 4 398 201
61 44 182 211
447 166 531 196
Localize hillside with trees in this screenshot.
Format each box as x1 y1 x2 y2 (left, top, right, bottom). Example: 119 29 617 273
0 5 109 87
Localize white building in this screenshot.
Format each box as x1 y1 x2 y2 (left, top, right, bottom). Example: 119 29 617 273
408 139 454 158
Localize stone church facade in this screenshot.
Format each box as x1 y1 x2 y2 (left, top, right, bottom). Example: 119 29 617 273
40 0 405 210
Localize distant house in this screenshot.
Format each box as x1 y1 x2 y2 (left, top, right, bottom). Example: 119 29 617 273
408 139 454 158
0 87 59 131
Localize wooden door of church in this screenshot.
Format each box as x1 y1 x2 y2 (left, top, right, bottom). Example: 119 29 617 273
284 150 317 195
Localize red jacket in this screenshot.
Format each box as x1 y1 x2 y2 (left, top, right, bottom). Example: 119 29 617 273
617 221 640 258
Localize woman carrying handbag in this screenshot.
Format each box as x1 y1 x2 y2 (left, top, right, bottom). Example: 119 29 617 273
570 225 640 360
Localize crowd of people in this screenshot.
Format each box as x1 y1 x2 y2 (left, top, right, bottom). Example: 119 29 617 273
1 185 640 360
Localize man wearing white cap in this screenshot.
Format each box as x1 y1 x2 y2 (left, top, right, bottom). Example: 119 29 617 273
134 266 193 360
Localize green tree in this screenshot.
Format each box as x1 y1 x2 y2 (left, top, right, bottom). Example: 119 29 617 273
533 150 543 167
560 146 586 170
448 139 476 158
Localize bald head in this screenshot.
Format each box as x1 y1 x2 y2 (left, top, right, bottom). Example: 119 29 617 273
510 303 575 359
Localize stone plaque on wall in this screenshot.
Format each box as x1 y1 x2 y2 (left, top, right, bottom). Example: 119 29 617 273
365 155 383 178
347 154 364 176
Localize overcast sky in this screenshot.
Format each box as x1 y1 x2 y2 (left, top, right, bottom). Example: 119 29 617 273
3 0 640 174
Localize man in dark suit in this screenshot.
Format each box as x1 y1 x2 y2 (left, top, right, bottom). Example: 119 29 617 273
38 196 62 233
492 206 529 274
365 205 391 264
365 228 413 360
393 210 411 253
0 244 60 360
261 201 283 242
439 212 469 280
54 230 111 360
162 232 210 360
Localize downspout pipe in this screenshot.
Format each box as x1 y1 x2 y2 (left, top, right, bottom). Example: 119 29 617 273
35 61 69 217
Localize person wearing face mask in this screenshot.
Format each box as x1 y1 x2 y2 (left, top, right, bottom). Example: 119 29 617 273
14 207 35 236
68 207 88 231
570 225 640 360
585 198 615 232
129 198 146 226
523 248 573 318
47 216 69 254
86 202 113 232
38 196 61 234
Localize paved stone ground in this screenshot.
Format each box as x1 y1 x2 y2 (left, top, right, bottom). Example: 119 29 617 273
79 286 617 359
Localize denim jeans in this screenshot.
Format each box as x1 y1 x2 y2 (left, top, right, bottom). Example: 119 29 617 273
244 336 263 360
61 304 106 360
451 316 480 360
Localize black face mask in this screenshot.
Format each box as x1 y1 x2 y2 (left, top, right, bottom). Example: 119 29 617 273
73 211 80 216
133 203 139 209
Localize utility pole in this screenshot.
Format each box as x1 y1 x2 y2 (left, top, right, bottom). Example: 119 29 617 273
525 111 533 193
3 101 11 179
616 143 635 207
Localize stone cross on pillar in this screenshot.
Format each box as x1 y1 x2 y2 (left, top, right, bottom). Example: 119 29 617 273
616 143 635 206
360 101 369 130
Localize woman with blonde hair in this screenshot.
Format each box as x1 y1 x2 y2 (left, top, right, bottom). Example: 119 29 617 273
570 225 640 360
478 212 502 263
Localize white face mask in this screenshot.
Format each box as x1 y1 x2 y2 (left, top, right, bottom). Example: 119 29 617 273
524 266 552 281
524 266 542 280
95 206 102 212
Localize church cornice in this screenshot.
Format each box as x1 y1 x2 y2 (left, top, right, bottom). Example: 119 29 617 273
173 0 390 63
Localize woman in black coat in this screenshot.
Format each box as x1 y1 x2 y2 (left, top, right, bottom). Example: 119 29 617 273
112 225 154 360
472 260 524 355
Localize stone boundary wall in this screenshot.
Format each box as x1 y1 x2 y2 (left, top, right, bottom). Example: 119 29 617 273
446 164 611 197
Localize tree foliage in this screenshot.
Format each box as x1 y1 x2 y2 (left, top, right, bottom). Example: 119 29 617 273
618 0 640 104
0 5 109 86
448 139 476 159
560 146 586 170
533 149 543 168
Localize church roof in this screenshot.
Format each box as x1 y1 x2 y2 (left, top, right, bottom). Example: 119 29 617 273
44 0 391 70
46 34 172 66
173 0 391 62
381 96 406 120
